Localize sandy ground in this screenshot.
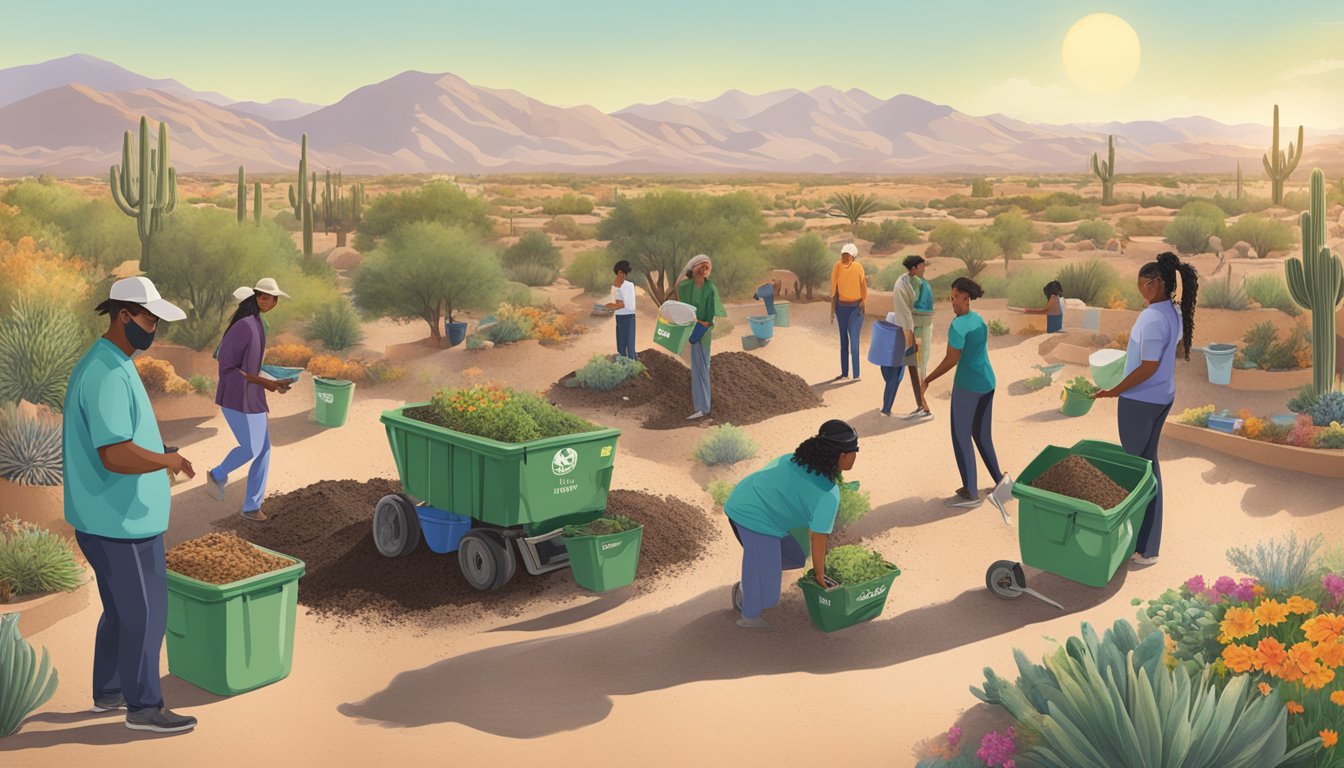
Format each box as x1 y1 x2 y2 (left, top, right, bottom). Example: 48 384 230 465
3 279 1339 767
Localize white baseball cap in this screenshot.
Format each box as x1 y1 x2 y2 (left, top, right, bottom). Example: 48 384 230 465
841 243 858 257
234 277 291 301
108 277 186 321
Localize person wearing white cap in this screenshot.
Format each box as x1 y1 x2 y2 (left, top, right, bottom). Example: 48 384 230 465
205 278 293 522
830 242 868 381
62 276 199 733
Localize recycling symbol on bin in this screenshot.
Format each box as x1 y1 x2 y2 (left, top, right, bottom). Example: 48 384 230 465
551 448 578 476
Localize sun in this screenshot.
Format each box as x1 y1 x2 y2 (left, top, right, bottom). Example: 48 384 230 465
1062 13 1141 92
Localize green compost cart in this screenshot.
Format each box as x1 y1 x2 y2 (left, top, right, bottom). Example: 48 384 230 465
374 404 625 591
796 564 901 633
165 545 305 696
986 439 1155 609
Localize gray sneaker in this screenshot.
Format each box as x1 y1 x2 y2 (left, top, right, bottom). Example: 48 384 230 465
125 707 197 734
205 469 226 502
91 693 126 713
945 495 983 509
736 616 770 629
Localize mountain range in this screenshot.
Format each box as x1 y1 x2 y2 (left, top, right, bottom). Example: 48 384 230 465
2 54 1343 176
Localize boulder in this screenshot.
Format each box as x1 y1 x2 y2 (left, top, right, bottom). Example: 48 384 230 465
326 247 362 270
924 243 942 259
1208 235 1223 252
1232 240 1253 259
974 209 989 218
1105 238 1122 252
1075 239 1098 251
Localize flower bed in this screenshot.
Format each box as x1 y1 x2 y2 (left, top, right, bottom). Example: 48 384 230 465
1166 404 1344 478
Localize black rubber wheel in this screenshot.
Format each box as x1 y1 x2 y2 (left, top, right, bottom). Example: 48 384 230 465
458 531 516 591
986 560 1027 600
731 582 744 612
372 494 420 558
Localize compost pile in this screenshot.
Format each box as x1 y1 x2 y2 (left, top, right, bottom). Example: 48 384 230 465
166 532 291 584
549 348 822 430
216 481 716 626
1028 455 1130 510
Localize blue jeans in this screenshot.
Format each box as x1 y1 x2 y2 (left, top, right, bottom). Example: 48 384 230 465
75 531 166 712
731 520 807 619
880 365 905 413
1047 313 1063 333
213 407 271 513
690 340 711 414
1119 398 1172 558
836 304 862 377
754 283 776 315
950 387 1003 497
615 314 636 360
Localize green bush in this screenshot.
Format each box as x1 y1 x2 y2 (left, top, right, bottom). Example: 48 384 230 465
1006 268 1054 309
562 514 639 537
1225 532 1324 597
776 233 831 299
970 178 993 197
871 263 905 291
1042 204 1086 222
425 385 595 443
0 611 59 738
573 354 645 391
1200 273 1249 311
499 281 537 308
304 300 364 351
854 218 923 252
564 249 616 294
0 296 84 412
1065 375 1098 397
188 375 215 396
1115 215 1166 238
693 424 758 466
1022 374 1052 391
503 232 561 272
353 181 493 252
836 480 871 529
820 544 890 584
1056 258 1121 306
545 215 599 241
482 315 533 345
541 193 595 216
772 219 806 233
0 521 84 596
0 402 61 486
465 334 486 351
1163 215 1218 254
1224 213 1296 259
955 230 997 278
1240 273 1299 315
986 319 1010 336
707 246 768 299
707 479 734 509
506 262 559 287
1072 219 1115 243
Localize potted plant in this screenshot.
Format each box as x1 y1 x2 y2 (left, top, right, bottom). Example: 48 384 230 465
561 514 643 592
1060 375 1098 417
796 544 901 632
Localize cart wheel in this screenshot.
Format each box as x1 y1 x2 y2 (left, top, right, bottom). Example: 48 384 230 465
731 582 744 612
458 531 516 591
986 560 1027 600
373 494 420 558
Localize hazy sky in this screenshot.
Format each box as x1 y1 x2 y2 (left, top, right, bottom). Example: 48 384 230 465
6 0 1344 126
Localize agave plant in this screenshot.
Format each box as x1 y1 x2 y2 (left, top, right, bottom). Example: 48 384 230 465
0 527 85 595
0 612 58 737
0 401 62 486
0 296 84 411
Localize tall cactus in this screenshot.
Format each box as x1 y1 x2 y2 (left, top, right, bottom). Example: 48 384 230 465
109 116 177 269
236 166 247 223
253 182 262 226
1262 105 1303 206
1090 134 1116 205
1285 168 1344 396
287 134 314 256
319 170 363 248
1236 159 1244 200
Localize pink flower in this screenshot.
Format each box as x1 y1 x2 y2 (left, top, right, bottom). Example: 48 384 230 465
1212 576 1237 596
1231 578 1258 604
976 728 1018 767
947 725 962 749
1185 575 1207 596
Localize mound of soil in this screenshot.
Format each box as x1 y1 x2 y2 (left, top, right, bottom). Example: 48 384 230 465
166 532 292 584
218 481 717 626
1028 455 1130 510
549 347 822 430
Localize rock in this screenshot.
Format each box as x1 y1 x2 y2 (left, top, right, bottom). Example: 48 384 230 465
924 243 942 259
1208 235 1223 252
326 247 362 270
554 277 571 287
1051 237 1068 251
1232 241 1253 259
1105 238 1122 252
974 209 989 218
1075 239 1098 251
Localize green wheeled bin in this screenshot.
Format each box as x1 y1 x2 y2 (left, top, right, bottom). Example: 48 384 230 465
564 525 643 592
773 301 790 327
313 377 355 427
796 564 901 632
165 545 305 695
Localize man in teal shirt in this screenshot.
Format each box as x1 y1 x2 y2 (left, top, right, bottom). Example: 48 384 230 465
63 276 199 734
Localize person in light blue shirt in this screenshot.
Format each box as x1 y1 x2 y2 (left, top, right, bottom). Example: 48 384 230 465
63 277 199 734
724 420 858 629
921 277 1013 522
1094 252 1198 566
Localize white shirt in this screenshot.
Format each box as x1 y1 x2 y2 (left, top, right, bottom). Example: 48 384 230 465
890 274 917 332
613 281 636 316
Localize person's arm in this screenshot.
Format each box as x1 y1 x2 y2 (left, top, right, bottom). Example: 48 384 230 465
811 532 829 588
859 268 868 313
830 263 841 321
100 440 193 478
1095 317 1162 398
221 323 286 392
84 374 194 477
923 348 961 387
1094 361 1158 398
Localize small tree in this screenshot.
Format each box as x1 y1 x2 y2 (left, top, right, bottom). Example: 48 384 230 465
989 210 1033 273
826 192 882 228
353 222 503 344
777 233 831 300
502 231 561 272
971 178 993 198
1225 213 1296 259
353 181 493 252
928 221 970 259
956 231 997 278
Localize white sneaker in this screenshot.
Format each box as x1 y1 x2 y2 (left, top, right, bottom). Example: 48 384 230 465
901 409 924 420
988 494 1013 526
205 470 226 502
736 616 770 629
687 411 706 420
1132 554 1160 566
992 474 1015 502
945 495 983 509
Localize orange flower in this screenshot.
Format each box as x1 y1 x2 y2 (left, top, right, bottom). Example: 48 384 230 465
1288 700 1305 715
1304 614 1344 645
1281 642 1319 683
1255 599 1289 627
1259 682 1273 696
1222 643 1257 673
1331 690 1344 707
1253 584 1266 597
1256 637 1288 677
1323 729 1339 749
1302 663 1336 690
1318 640 1344 669
1286 596 1318 615
1220 607 1259 640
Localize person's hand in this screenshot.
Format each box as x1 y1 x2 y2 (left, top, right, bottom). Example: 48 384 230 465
262 378 285 392
698 320 711 327
165 452 195 480
1092 388 1119 399
816 573 831 589
277 378 295 394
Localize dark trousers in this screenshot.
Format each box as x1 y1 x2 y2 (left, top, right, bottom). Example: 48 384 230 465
615 314 637 360
1119 398 1173 558
950 387 1003 496
836 304 862 377
880 365 905 413
75 531 167 712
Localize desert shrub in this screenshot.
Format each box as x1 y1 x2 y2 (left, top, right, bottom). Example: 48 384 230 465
970 178 993 197
133 357 193 395
506 262 560 287
427 385 595 442
1041 204 1085 222
986 319 1009 336
1177 404 1215 427
0 296 85 412
988 210 1033 268
541 193 595 216
1310 391 1344 427
306 354 367 381
1022 374 1052 391
772 219 806 233
0 237 99 315
954 231 997 278
707 479 734 509
1162 215 1218 254
693 424 758 466
927 221 970 257
1005 268 1054 309
304 300 364 351
188 375 215 395
819 544 890 584
482 315 533 345
564 249 616 294
707 246 768 299
1287 384 1319 414
1256 319 1310 371
928 269 969 301
871 263 904 292
1072 219 1115 243
501 281 537 308
545 215 598 241
0 611 60 737
1224 213 1296 259
855 218 923 252
367 361 407 384
1115 215 1166 237
1199 273 1249 310
0 522 84 596
1240 273 1299 316
503 232 562 272
1056 258 1120 306
0 401 61 486
1226 532 1324 597
836 481 871 529
1287 413 1319 448
265 343 314 368
573 355 645 391
353 181 493 252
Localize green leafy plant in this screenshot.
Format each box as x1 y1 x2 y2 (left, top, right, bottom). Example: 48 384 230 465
1042 204 1086 223
0 523 84 595
563 249 616 294
854 218 923 252
1317 421 1344 449
1226 532 1324 597
506 261 560 287
987 319 1010 336
1309 391 1344 427
1136 586 1227 676
1072 219 1115 244
819 544 892 584
304 300 364 351
1056 258 1121 306
1201 271 1250 310
1241 273 1300 316
1287 384 1320 415
0 401 62 486
707 479 734 509
693 424 758 466
482 315 533 345
0 296 84 411
836 480 872 529
501 282 537 308
0 612 59 738
1023 374 1052 391
541 193 595 216
573 355 646 391
1225 214 1296 261
1065 375 1098 397
465 334 487 351
562 514 639 537
827 192 883 227
424 385 596 443
187 375 215 396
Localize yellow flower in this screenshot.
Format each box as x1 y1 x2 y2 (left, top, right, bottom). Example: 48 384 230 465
1259 682 1273 696
1302 663 1336 690
1286 595 1317 615
1255 599 1289 627
1331 690 1344 707
1220 607 1259 640
1304 614 1344 645
1323 729 1339 749
1288 700 1305 715
1222 643 1258 673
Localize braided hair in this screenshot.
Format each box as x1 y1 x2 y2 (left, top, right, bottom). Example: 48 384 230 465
1139 251 1198 360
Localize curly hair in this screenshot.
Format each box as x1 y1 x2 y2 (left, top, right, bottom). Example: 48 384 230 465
1139 251 1199 360
790 436 843 482
902 254 926 271
1043 280 1063 298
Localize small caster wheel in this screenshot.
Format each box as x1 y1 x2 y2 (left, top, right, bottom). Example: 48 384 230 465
986 560 1027 600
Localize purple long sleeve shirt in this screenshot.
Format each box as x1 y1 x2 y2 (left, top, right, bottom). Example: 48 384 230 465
215 315 268 414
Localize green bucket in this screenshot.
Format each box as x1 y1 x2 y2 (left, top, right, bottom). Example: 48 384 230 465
653 318 694 355
165 545 305 695
773 301 791 327
564 525 643 592
1059 386 1095 417
313 377 355 427
796 564 901 632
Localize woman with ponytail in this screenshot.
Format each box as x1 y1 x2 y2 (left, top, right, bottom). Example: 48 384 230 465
1093 252 1197 565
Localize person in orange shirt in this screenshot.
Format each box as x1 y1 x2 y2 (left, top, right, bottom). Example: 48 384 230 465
830 243 868 380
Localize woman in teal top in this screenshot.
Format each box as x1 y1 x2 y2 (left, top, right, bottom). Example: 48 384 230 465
724 419 858 629
921 277 1013 522
675 254 726 420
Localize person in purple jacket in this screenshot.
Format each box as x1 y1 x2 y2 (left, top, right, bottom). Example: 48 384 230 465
205 278 293 521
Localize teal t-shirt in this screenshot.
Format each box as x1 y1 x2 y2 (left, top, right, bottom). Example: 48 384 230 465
949 311 995 393
913 278 934 313
724 454 840 538
63 339 171 539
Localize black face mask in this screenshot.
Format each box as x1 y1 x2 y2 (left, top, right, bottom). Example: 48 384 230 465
123 315 156 351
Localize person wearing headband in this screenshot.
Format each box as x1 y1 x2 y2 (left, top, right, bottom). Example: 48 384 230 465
675 254 726 420
722 420 859 629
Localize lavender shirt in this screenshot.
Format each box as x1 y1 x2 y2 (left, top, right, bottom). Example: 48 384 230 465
215 315 268 414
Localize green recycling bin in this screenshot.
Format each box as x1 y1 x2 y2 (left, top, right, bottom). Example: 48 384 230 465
796 564 901 632
564 525 643 592
313 377 355 427
773 301 790 327
654 318 694 355
1011 439 1156 587
165 545 305 695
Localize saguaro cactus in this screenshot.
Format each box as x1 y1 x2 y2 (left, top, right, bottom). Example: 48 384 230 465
253 182 262 226
1262 105 1303 206
1285 168 1344 396
1236 159 1244 200
287 134 315 256
319 170 363 248
109 116 177 269
1090 134 1116 205
236 166 247 223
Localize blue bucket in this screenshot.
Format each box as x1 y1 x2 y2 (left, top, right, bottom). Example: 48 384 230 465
260 364 303 382
416 506 472 554
1202 343 1237 386
748 315 774 339
866 320 902 367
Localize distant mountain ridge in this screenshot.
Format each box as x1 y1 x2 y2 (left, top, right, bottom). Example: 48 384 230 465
2 54 1343 175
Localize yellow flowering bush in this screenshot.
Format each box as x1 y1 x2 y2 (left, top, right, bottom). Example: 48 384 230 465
306 354 367 382
133 356 194 395
491 303 587 347
265 343 315 368
1178 404 1216 427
